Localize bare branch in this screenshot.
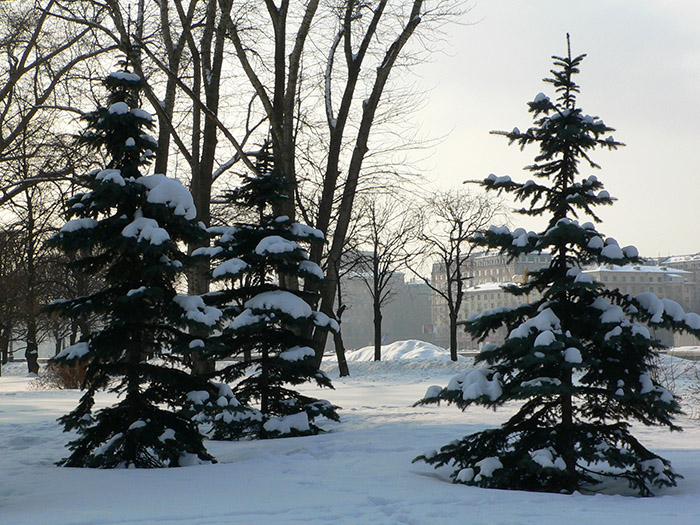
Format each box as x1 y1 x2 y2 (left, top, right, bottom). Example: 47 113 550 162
133 33 259 176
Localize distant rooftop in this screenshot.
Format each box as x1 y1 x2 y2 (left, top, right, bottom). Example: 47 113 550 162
584 264 690 275
466 282 514 292
663 253 700 264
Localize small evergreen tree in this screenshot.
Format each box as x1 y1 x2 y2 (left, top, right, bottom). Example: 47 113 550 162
192 143 340 439
47 65 215 468
415 36 700 496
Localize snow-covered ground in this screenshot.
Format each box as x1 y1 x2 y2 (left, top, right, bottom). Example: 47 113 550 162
2 342 700 524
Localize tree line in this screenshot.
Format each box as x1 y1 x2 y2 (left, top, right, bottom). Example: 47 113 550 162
1 0 484 375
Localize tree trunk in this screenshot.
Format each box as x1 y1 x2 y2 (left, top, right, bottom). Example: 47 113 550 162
333 328 350 377
0 323 10 365
373 301 382 361
76 315 90 344
54 332 63 356
560 370 576 491
332 273 349 377
25 321 39 375
0 324 6 377
310 258 339 368
24 188 39 375
190 348 215 375
187 260 216 376
69 319 78 346
185 1 225 378
260 346 269 413
449 311 458 361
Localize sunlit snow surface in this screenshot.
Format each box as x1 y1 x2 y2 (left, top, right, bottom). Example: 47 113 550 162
2 346 700 524
345 339 464 361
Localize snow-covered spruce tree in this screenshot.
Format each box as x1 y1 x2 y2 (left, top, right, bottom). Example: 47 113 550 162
414 37 700 496
191 144 340 439
46 66 216 468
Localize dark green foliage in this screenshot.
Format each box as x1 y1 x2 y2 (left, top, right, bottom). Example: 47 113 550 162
47 67 214 468
191 143 339 439
415 37 700 496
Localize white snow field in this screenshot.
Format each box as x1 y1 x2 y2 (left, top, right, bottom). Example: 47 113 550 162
2 343 700 524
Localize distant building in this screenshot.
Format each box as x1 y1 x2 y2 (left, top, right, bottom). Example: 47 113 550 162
430 252 552 350
430 251 700 350
583 263 698 347
469 252 552 286
429 262 449 348
663 253 700 315
335 272 434 350
583 264 693 312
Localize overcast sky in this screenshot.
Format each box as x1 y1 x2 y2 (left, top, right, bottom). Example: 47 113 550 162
415 0 700 258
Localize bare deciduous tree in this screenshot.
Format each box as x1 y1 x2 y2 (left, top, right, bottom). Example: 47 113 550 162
409 189 506 361
54 0 262 374
0 0 112 206
20 0 463 374
213 0 461 364
0 227 23 375
6 171 68 374
353 195 420 361
309 1 461 363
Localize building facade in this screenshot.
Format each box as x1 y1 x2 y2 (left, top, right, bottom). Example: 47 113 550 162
582 263 698 347
430 252 552 350
337 272 434 350
663 253 700 315
430 252 700 350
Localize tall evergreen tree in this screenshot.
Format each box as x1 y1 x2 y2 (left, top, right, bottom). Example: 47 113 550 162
47 64 216 468
415 37 700 496
191 143 340 440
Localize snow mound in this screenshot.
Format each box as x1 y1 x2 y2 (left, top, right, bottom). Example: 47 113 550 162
345 340 457 362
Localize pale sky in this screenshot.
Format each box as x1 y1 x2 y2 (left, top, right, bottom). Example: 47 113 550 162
416 0 700 258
